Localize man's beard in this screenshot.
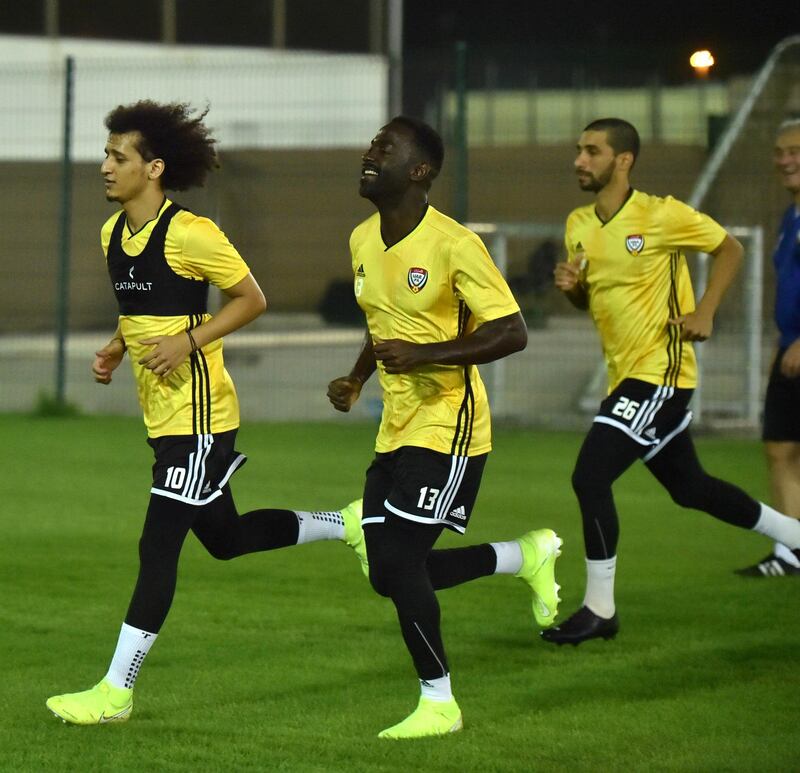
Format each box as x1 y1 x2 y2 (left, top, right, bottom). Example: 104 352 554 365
578 166 613 192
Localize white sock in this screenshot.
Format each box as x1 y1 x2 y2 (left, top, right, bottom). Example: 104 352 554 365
490 540 524 574
105 623 158 689
774 541 800 566
420 673 453 702
752 504 800 550
583 556 617 619
295 510 345 544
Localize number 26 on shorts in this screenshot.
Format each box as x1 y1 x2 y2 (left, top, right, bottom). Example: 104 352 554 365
611 396 640 421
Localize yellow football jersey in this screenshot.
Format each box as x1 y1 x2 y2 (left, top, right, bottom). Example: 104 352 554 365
565 190 727 393
101 198 251 438
351 205 520 455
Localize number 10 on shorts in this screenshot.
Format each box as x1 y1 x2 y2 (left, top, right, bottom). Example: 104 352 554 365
164 466 186 489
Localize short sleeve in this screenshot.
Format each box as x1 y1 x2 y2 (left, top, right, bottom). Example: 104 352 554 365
452 233 520 325
175 217 251 290
564 212 578 262
349 227 361 272
663 197 727 255
100 210 122 260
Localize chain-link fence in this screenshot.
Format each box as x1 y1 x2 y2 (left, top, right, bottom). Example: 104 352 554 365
2 36 795 432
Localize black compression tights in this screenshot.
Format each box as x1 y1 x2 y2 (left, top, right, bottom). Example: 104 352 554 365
125 487 299 633
571 423 761 560
365 518 497 681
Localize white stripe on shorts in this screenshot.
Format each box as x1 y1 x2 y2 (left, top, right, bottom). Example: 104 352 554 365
435 455 468 522
593 416 656 446
361 515 386 526
382 500 467 533
635 385 673 434
151 443 246 507
642 410 693 461
181 433 212 500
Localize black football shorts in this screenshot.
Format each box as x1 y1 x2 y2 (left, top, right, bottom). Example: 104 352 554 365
362 446 488 534
763 348 800 442
594 378 693 461
147 429 247 506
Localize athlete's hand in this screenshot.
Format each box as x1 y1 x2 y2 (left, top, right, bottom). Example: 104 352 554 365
139 333 193 378
327 376 363 412
780 339 800 377
92 338 125 384
373 338 426 374
668 309 713 341
554 253 586 292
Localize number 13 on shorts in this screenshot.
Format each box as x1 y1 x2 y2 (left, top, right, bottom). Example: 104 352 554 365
417 486 440 510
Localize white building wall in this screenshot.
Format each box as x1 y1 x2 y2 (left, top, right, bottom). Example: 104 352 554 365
0 35 388 160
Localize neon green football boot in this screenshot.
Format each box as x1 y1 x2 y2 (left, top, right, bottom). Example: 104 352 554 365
46 678 133 725
378 696 463 739
515 528 563 628
341 499 369 578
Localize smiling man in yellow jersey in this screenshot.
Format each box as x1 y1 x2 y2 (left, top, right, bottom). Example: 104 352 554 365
545 117 800 646
328 116 562 739
46 101 366 726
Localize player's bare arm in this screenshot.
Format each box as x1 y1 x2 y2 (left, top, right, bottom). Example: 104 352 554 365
139 273 266 378
554 253 589 310
668 233 743 341
328 330 376 412
373 311 527 374
92 327 126 384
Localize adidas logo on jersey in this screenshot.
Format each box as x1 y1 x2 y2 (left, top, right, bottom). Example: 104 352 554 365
644 427 657 439
449 505 466 520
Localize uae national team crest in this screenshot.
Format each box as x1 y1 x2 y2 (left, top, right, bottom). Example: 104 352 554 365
625 234 645 255
408 267 429 293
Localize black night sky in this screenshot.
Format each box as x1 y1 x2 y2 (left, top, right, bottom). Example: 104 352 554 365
404 0 800 82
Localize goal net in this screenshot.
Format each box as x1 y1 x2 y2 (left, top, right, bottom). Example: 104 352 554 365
469 222 765 432
468 36 800 432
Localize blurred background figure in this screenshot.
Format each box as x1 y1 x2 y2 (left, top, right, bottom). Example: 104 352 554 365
736 118 800 578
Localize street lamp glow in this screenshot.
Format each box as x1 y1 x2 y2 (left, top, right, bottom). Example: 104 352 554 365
690 50 715 77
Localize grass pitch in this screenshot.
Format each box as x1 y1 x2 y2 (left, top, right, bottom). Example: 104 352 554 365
0 415 797 772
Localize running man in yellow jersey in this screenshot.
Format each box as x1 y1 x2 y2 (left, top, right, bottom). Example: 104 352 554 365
46 101 366 726
328 116 562 739
545 117 800 645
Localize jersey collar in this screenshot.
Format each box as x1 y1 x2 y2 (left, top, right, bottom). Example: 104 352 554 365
124 196 170 239
382 203 431 251
595 188 635 227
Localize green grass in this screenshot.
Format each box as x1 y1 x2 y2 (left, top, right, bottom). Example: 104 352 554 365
0 415 796 772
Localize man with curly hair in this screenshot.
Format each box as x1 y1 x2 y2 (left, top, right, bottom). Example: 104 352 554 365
46 101 367 725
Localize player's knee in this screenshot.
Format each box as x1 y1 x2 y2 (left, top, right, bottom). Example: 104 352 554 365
203 542 237 561
193 528 240 560
138 530 172 565
368 558 402 597
669 488 696 509
765 441 800 469
571 464 610 500
368 568 393 598
666 476 708 510
368 555 411 598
